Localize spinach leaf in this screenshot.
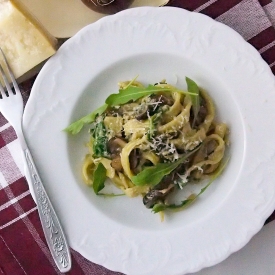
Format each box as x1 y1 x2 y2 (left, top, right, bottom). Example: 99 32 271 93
152 158 229 213
64 103 108 135
93 163 107 194
186 77 200 127
131 146 200 186
91 119 108 158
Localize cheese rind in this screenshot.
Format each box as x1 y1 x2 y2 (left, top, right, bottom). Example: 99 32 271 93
0 0 57 79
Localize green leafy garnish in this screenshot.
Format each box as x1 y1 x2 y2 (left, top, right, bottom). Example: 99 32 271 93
64 103 108 135
92 163 107 194
65 78 198 135
186 77 200 127
152 158 229 213
90 118 108 158
131 146 200 186
105 85 171 106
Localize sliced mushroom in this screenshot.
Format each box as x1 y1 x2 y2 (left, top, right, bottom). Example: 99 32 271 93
196 105 208 125
107 137 127 158
135 105 149 120
143 173 175 208
190 95 208 128
205 139 218 156
143 183 175 208
129 148 141 171
191 138 218 165
142 162 187 208
156 173 176 190
111 157 123 172
150 94 173 107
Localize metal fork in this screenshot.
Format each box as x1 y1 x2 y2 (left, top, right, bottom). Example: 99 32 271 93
0 48 72 273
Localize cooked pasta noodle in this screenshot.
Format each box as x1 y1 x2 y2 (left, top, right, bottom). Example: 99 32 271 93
73 77 229 214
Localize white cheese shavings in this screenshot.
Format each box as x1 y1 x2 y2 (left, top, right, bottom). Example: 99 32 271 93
149 134 180 162
177 173 189 189
194 165 204 173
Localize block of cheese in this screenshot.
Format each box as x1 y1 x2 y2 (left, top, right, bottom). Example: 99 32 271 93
0 0 57 79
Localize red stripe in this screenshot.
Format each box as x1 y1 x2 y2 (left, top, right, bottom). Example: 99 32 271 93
0 217 57 275
0 127 17 146
0 188 8 207
9 178 29 199
261 44 275 64
248 27 275 50
0 135 6 149
1 211 86 275
258 0 272 7
0 182 35 228
166 0 210 11
0 205 18 227
200 0 244 18
0 178 29 214
17 195 36 214
0 235 26 275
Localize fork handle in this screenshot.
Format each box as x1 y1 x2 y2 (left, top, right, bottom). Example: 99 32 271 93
24 148 72 273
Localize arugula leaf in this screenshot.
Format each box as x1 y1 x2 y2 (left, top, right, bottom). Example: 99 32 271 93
65 78 197 135
152 195 196 213
64 103 108 135
93 163 107 194
105 85 171 106
186 77 200 127
106 82 197 107
131 146 200 186
152 158 229 213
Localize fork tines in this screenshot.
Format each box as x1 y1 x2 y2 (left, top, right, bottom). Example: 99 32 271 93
0 48 19 98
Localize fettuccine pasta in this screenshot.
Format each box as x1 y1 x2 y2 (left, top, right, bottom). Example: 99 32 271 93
66 77 229 215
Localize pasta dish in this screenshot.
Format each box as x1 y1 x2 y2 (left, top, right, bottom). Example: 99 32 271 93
65 77 228 215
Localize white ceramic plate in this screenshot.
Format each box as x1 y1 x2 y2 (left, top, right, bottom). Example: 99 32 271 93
21 0 169 38
23 7 275 275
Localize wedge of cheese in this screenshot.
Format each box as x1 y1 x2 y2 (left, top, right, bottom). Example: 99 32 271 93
0 0 57 79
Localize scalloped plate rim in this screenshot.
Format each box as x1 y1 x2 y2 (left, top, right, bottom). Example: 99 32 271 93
23 6 275 275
